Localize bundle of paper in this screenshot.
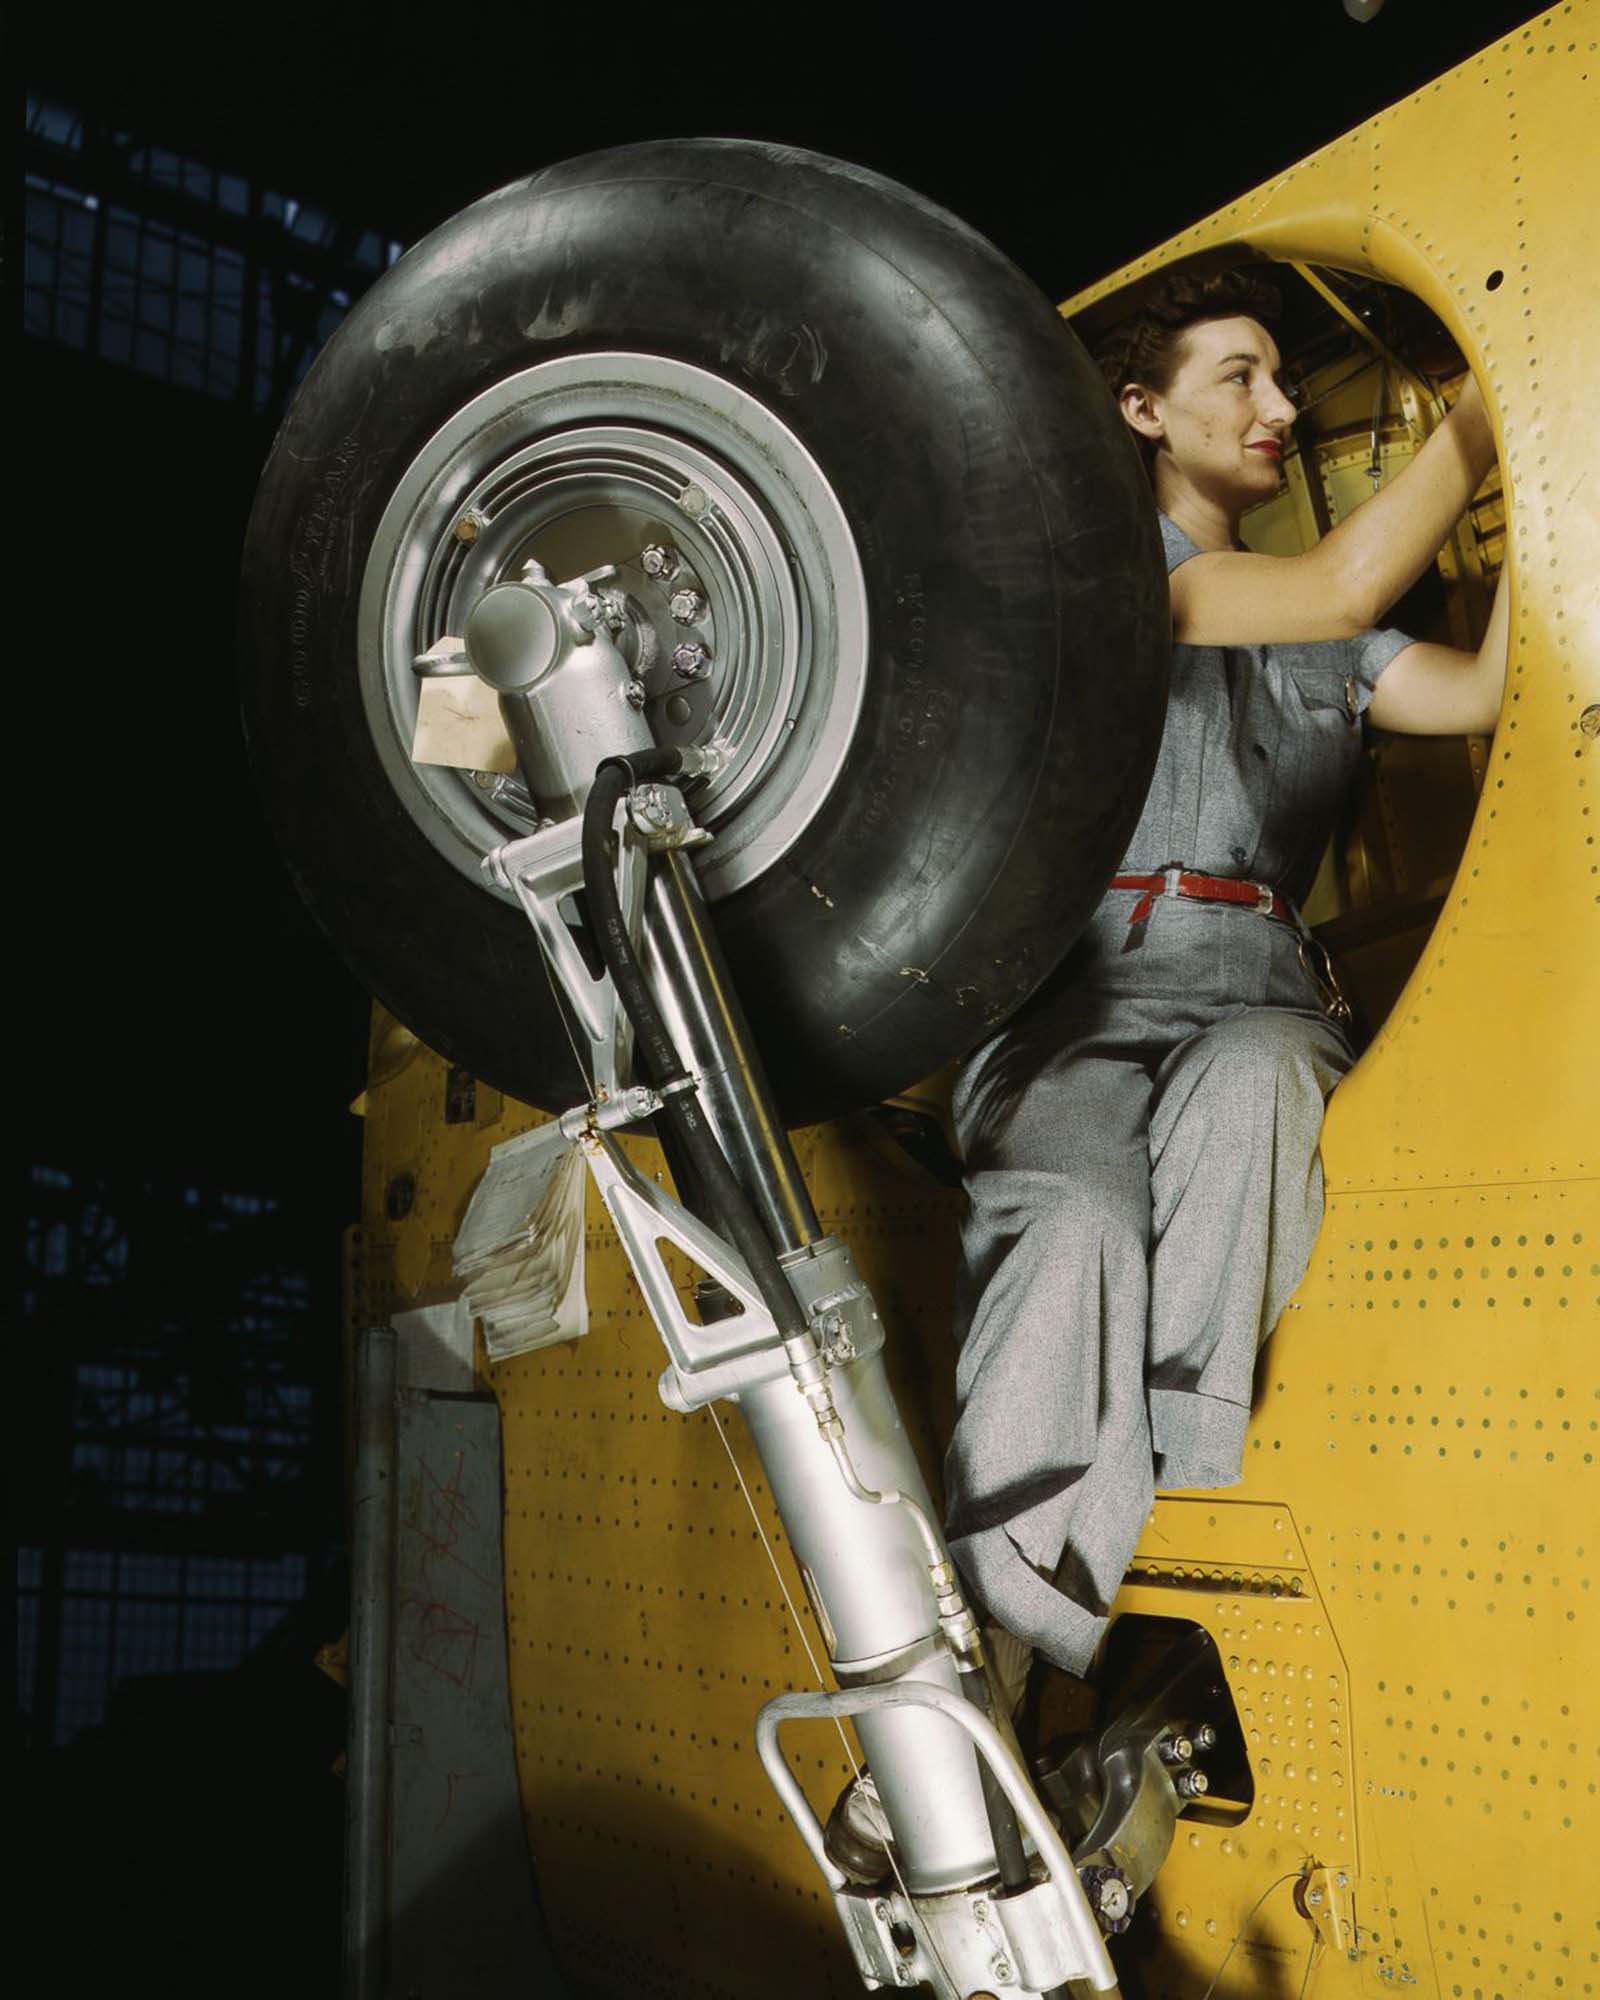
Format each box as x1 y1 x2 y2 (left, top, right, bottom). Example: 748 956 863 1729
453 1121 589 1362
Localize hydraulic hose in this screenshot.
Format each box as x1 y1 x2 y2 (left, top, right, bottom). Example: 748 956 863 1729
580 752 811 1347
958 1663 1032 1896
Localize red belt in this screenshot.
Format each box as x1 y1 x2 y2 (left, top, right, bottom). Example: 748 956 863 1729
1109 870 1294 927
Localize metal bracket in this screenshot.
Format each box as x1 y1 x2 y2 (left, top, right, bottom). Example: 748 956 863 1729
577 1131 794 1410
485 802 645 1098
627 781 713 852
757 1683 1118 1994
1300 1863 1357 1960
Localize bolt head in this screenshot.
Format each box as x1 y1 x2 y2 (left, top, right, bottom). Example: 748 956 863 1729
990 1959 1012 1983
453 510 485 543
671 641 711 681
1580 703 1600 739
669 587 706 624
624 679 647 710
640 543 679 580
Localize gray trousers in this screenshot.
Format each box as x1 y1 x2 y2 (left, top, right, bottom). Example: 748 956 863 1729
942 900 1353 1675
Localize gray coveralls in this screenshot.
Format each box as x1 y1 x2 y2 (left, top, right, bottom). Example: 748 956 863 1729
943 514 1411 1674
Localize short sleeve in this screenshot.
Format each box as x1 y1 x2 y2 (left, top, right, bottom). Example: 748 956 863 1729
1159 513 1203 577
1346 624 1413 717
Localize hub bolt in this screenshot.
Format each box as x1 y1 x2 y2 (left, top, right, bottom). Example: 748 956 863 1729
1176 1768 1210 1798
640 543 680 581
452 509 486 544
1193 1723 1218 1751
671 641 711 681
1160 1735 1195 1766
669 587 707 624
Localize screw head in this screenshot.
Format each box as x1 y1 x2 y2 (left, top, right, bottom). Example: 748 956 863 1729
990 1959 1012 1984
639 543 679 580
669 587 707 624
671 641 711 681
453 509 486 543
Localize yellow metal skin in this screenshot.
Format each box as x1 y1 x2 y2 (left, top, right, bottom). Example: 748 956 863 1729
353 15 1598 1997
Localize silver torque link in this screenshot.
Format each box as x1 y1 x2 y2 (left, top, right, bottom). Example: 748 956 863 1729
758 1683 1119 1995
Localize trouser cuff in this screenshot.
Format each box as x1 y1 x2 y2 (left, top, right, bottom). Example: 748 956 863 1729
1149 1387 1250 1490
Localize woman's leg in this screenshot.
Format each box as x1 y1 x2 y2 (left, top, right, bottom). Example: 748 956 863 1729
1145 1004 1353 1488
944 1021 1158 1675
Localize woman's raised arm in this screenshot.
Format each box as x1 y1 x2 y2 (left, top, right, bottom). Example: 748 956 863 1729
1171 375 1499 647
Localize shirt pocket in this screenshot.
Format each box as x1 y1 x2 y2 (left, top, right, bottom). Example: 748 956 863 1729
1275 665 1365 885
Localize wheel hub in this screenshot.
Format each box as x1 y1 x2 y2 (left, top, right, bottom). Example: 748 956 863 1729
359 353 869 901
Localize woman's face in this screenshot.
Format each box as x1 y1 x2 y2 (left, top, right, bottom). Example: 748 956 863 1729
1121 315 1297 511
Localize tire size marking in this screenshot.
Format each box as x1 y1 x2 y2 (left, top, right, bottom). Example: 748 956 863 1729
287 433 366 711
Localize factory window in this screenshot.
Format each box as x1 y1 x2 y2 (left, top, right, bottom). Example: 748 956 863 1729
19 1165 329 1746
23 90 405 419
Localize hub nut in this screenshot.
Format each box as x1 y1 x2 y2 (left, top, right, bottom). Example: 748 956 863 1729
1176 1767 1210 1798
671 641 711 681
669 587 707 624
640 543 679 581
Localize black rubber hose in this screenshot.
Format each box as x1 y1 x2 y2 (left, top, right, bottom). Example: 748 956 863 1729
581 753 810 1344
958 1664 1032 1896
588 755 1044 1917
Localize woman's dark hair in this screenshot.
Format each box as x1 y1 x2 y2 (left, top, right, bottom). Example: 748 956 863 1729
1093 266 1283 402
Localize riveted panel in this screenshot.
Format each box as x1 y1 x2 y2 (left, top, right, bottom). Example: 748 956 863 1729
1064 15 1599 1995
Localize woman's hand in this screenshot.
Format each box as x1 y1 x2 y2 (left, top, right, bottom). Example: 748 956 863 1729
1446 370 1497 484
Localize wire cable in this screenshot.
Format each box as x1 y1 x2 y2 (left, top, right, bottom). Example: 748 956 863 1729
702 1400 966 1998
1197 1871 1304 2000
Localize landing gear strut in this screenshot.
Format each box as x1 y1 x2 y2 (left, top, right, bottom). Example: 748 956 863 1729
454 554 1121 1997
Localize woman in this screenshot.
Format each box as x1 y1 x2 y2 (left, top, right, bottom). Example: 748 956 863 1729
942 268 1507 1703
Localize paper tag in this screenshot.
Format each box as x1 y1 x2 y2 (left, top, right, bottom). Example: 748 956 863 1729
412 675 517 772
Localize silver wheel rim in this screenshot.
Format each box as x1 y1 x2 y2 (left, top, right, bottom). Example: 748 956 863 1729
357 352 869 900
